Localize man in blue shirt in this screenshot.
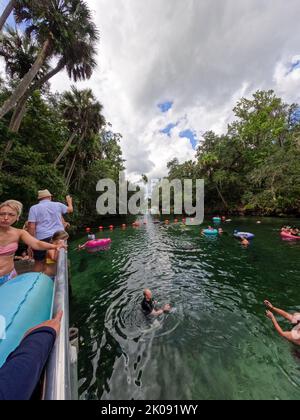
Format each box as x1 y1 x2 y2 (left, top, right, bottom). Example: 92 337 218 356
28 190 73 272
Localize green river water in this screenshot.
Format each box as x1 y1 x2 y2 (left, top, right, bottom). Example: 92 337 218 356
70 217 300 400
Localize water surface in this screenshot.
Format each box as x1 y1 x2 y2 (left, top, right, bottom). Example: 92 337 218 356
70 217 300 400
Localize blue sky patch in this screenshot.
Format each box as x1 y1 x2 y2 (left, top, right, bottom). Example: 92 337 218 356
287 60 300 75
290 107 300 126
179 129 198 149
0 1 15 27
158 101 173 113
160 122 178 136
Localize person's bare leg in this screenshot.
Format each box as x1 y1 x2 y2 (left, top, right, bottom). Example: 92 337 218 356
33 260 44 273
264 301 294 322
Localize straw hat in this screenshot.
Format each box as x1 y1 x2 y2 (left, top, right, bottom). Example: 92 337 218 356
38 189 52 200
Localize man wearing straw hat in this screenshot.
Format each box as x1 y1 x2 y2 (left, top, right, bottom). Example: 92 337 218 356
28 190 73 272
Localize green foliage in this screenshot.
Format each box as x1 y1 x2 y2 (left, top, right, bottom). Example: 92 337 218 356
168 90 300 216
0 83 125 226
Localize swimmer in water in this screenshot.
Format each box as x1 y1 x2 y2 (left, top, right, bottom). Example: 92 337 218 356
141 289 171 316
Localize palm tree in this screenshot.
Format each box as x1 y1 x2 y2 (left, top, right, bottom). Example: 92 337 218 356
0 0 16 32
0 0 98 170
0 0 98 120
0 27 50 81
8 34 98 133
55 86 105 173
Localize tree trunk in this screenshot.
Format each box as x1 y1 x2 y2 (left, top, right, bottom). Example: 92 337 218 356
0 138 14 170
0 37 52 120
215 184 229 209
0 0 15 32
66 153 77 189
0 59 65 170
9 59 66 133
54 131 77 167
9 94 28 132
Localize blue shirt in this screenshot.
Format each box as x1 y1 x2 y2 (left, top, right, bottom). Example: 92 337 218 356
28 200 68 240
0 327 56 400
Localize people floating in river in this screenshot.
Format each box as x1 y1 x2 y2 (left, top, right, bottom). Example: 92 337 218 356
141 289 171 316
281 226 300 237
240 236 250 247
264 300 300 346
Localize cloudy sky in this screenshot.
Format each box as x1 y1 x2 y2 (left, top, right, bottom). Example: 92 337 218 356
1 0 300 181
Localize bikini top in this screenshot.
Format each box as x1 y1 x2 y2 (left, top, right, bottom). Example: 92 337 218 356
0 242 18 257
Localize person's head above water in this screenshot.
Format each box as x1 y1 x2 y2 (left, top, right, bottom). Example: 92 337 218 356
144 289 152 301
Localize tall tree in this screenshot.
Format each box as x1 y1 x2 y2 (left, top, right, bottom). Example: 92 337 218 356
7 34 98 133
0 0 98 119
55 86 105 170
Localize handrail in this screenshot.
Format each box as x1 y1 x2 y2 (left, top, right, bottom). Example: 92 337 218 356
43 249 72 400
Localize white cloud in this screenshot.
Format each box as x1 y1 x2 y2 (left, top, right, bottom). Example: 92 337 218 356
273 56 300 104
46 0 300 179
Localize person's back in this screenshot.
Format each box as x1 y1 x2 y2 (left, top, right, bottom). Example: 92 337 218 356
141 296 154 315
29 201 67 240
28 191 73 272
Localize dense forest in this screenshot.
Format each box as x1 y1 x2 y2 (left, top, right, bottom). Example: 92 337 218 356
0 1 124 228
1 2 300 225
168 90 300 216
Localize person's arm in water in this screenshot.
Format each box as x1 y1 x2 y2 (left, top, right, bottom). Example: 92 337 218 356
266 311 300 346
0 312 63 401
151 304 171 316
264 301 294 323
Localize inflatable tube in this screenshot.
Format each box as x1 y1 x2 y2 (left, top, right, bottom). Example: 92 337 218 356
203 229 219 236
213 217 221 223
234 232 255 240
281 232 300 240
85 238 112 249
0 273 54 368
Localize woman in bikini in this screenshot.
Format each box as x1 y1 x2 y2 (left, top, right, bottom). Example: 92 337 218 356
0 200 65 286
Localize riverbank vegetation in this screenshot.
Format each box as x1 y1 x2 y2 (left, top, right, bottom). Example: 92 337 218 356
168 90 300 216
1 2 300 223
0 0 124 228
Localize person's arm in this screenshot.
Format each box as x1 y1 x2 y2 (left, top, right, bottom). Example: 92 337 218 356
264 301 294 323
0 312 63 401
267 311 295 343
0 328 56 400
19 230 64 252
65 195 73 214
47 249 58 262
27 222 36 238
151 304 171 316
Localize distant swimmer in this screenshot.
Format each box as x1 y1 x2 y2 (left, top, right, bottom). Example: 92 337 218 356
141 289 171 316
264 300 300 346
239 236 250 247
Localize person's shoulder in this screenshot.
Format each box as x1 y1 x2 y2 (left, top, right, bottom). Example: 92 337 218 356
29 203 39 211
11 227 23 238
53 201 66 208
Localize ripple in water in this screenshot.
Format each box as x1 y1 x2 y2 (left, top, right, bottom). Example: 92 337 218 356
70 216 300 400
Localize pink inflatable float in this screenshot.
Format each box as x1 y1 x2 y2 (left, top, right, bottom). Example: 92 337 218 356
85 239 112 248
281 232 300 240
